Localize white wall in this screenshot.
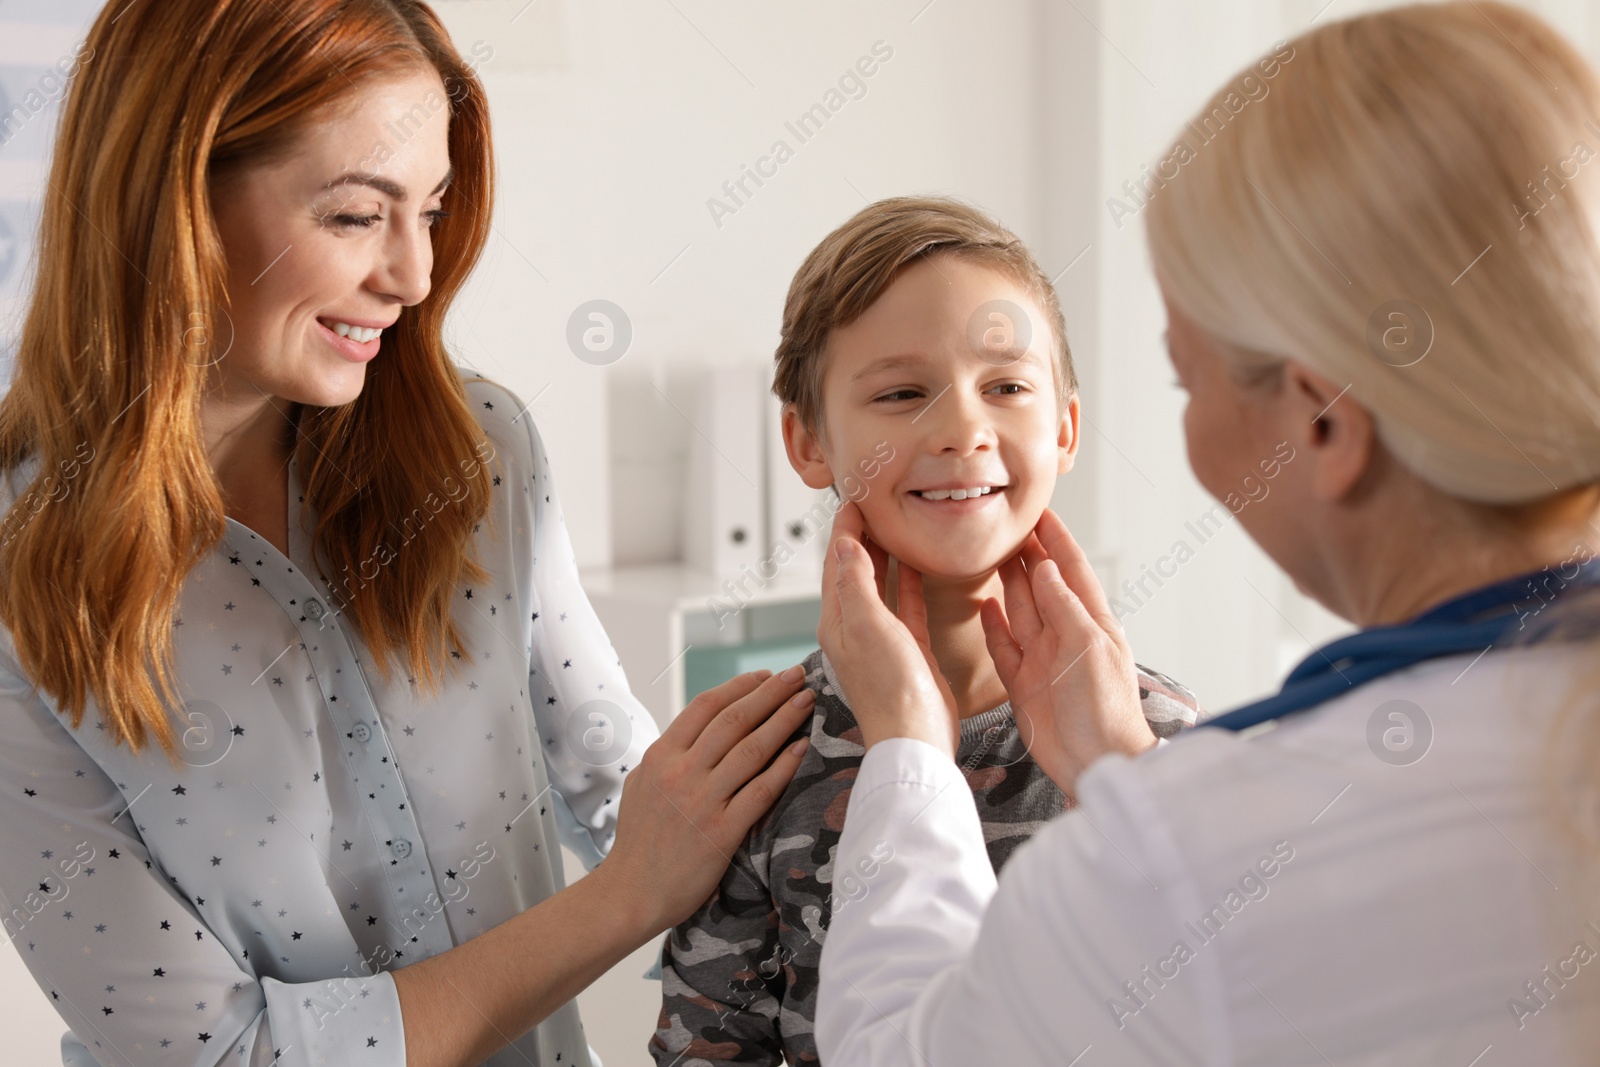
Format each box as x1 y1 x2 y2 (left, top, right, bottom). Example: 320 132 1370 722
1092 0 1351 713
8 1 1600 1065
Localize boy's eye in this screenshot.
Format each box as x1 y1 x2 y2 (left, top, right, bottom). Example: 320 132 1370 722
989 382 1028 395
873 389 922 403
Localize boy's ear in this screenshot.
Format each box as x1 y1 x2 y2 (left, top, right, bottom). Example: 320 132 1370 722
781 404 836 490
1056 393 1081 475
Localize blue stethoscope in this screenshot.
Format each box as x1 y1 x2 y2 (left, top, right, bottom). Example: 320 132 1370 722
1203 556 1600 732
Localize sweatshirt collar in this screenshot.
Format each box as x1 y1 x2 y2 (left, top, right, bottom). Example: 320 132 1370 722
817 649 1016 741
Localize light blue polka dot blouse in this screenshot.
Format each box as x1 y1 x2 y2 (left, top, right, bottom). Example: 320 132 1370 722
0 370 658 1066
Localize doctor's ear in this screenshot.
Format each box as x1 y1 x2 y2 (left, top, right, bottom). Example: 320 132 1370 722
1283 361 1376 502
781 404 836 491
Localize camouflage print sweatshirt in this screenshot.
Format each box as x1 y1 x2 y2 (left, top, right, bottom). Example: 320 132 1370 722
650 647 1201 1066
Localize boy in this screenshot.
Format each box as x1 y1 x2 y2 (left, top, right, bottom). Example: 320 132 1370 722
650 196 1199 1066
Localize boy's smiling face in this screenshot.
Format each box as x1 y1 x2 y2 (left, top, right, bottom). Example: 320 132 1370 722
784 252 1079 583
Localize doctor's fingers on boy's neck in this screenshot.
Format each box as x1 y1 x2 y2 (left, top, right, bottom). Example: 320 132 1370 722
862 532 891 604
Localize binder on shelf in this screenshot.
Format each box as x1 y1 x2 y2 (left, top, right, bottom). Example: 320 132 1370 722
764 392 830 582
681 365 766 582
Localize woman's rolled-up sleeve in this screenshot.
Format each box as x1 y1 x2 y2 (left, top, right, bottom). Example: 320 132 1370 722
517 411 658 872
0 659 407 1067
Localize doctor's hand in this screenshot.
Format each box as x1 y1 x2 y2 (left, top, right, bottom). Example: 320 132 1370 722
818 502 958 758
980 508 1155 797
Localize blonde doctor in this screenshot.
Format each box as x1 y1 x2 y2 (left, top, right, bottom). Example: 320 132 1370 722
815 4 1600 1064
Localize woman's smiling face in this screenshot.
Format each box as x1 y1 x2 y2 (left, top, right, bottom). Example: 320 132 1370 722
785 253 1079 582
206 68 453 407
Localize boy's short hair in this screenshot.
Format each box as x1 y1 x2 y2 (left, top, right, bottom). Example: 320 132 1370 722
773 195 1077 433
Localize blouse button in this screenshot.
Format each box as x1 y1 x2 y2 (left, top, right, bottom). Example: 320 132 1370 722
352 722 373 743
392 838 413 860
304 597 326 620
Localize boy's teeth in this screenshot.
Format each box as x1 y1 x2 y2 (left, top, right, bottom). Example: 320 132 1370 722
918 486 995 501
327 321 382 343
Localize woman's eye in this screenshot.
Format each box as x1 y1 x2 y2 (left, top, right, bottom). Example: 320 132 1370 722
327 213 380 229
424 209 451 228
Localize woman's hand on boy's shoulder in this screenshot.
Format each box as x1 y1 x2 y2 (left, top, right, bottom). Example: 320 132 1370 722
981 509 1157 797
818 502 959 759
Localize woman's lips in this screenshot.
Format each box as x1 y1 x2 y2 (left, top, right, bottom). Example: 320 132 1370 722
315 319 381 363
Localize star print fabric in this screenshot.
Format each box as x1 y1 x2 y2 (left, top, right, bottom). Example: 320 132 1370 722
0 371 656 1066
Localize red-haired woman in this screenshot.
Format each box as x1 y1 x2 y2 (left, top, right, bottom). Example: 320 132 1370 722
0 3 814 1065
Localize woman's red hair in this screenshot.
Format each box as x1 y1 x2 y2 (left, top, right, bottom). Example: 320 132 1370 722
0 0 498 758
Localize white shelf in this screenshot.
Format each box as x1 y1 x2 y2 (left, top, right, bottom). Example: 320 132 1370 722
581 563 822 728
579 562 822 612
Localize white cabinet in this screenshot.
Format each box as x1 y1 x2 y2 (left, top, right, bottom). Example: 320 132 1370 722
581 563 823 729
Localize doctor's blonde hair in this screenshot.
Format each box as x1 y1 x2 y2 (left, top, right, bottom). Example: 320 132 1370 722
0 0 498 758
1147 1 1600 504
1147 3 1600 852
